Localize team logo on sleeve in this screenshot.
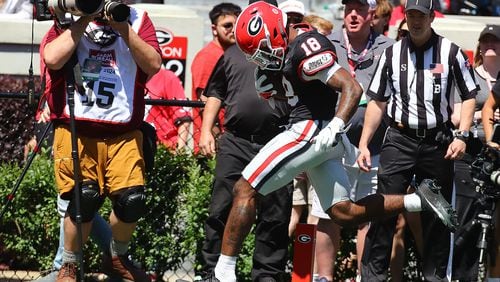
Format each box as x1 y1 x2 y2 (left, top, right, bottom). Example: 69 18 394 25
302 52 335 76
248 15 263 36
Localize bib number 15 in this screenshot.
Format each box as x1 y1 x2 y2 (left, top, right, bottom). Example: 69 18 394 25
81 80 115 108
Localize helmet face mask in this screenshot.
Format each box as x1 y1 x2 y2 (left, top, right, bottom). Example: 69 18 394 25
246 29 285 70
235 1 288 71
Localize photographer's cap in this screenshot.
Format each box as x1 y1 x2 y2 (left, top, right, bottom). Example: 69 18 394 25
405 0 433 15
479 25 500 41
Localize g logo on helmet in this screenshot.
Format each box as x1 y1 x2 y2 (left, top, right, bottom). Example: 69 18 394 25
248 15 263 36
297 234 312 243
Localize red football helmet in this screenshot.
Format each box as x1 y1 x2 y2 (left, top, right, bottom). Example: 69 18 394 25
235 1 288 71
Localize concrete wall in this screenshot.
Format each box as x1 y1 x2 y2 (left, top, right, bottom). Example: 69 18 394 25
0 3 204 96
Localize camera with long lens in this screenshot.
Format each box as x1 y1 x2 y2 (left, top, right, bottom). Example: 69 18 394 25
470 124 500 198
34 0 130 22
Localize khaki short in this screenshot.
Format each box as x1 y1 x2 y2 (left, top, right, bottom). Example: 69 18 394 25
53 124 145 198
292 172 314 206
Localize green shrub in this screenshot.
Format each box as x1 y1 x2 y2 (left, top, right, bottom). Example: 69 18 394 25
0 146 260 279
0 148 58 269
0 146 420 281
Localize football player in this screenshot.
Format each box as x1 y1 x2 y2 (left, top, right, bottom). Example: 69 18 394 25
211 1 457 281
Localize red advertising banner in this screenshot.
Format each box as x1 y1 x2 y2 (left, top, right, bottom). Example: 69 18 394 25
156 28 188 86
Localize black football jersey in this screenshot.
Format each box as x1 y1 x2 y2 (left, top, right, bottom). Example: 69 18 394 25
282 29 340 122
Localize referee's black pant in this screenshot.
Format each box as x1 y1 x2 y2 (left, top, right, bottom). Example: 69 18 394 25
361 127 453 282
199 132 293 281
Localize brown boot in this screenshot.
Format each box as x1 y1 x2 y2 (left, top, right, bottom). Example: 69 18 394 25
56 262 77 282
103 254 150 282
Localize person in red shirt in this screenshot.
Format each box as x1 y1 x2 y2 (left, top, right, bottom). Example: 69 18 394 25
145 68 192 151
191 3 241 153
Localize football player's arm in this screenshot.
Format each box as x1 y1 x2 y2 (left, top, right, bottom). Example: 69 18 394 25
301 51 362 150
300 52 362 124
326 68 363 123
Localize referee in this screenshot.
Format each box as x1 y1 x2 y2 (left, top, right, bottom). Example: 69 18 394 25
356 0 477 281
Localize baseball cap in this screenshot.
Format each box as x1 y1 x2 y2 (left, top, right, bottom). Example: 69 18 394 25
405 0 433 14
278 0 305 16
249 0 278 6
341 0 377 9
479 25 500 41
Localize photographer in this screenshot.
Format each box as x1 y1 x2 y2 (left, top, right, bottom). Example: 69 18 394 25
481 78 500 280
40 1 161 281
451 25 500 281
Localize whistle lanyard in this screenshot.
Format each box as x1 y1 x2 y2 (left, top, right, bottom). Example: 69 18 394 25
343 28 373 79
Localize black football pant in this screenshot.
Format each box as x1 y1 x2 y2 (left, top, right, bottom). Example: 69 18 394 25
200 132 292 281
361 127 453 282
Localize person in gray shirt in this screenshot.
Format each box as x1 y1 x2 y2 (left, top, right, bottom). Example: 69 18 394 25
307 0 396 281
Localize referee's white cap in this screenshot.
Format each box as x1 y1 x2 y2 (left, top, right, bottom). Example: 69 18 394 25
405 0 433 15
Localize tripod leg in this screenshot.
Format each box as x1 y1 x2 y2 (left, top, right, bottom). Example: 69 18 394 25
0 121 53 220
66 84 85 282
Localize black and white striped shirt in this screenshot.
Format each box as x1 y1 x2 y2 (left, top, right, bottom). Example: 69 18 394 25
367 30 477 129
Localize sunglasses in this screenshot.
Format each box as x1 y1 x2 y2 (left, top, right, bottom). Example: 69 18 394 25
219 23 234 29
351 52 375 71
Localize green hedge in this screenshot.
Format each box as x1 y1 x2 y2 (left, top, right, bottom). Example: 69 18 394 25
0 146 259 280
0 146 421 281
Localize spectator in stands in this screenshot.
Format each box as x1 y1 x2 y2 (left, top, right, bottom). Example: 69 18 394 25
191 3 241 154
278 0 305 25
301 13 334 282
454 24 500 282
313 0 399 280
371 0 393 35
0 0 32 19
303 14 334 36
145 68 192 151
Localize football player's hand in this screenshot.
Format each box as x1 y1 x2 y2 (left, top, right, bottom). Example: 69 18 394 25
312 117 345 152
254 68 277 100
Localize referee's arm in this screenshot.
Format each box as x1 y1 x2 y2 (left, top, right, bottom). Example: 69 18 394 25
445 97 475 160
357 99 387 172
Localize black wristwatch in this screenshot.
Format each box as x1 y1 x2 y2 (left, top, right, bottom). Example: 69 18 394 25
453 130 470 142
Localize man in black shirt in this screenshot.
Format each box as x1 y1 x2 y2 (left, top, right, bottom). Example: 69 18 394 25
198 43 292 282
